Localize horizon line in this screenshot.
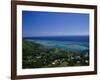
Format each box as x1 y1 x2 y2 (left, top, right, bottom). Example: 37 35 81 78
23 35 89 37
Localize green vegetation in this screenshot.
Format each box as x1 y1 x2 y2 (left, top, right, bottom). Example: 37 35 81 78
22 40 89 69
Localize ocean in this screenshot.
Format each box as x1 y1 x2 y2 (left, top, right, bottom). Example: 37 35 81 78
23 36 89 51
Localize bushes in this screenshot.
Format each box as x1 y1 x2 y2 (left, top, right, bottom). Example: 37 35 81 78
22 40 89 69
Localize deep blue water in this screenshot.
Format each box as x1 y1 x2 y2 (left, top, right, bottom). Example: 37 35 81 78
23 36 89 42
23 36 89 51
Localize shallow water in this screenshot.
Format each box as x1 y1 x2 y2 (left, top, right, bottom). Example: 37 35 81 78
25 39 89 51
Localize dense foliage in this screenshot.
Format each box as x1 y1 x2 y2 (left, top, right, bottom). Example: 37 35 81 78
22 40 89 69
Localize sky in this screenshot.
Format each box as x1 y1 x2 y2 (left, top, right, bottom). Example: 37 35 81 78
22 11 89 37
